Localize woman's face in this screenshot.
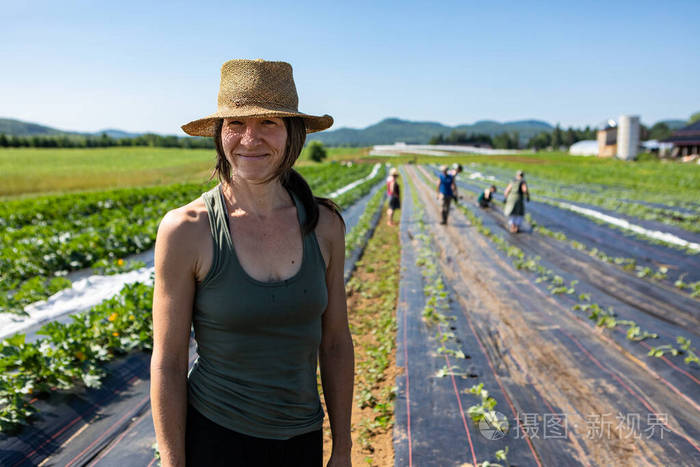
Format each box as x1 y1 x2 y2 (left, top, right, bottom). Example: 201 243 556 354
221 117 288 182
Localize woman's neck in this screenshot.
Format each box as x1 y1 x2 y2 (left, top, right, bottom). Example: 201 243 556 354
223 177 290 219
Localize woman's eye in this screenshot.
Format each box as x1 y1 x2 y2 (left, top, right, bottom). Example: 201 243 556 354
262 119 277 125
228 120 243 126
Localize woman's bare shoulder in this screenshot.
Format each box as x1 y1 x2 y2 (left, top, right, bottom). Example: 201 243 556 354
157 197 210 246
316 203 345 241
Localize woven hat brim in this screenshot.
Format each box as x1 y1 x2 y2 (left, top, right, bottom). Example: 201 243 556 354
181 105 333 137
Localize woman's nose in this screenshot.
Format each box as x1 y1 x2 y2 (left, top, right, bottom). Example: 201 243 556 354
240 123 261 145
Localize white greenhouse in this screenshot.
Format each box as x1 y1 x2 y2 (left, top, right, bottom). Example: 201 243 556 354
569 140 598 156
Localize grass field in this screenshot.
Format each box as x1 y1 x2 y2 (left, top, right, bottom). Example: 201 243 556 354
0 147 217 199
0 146 369 199
325 146 369 161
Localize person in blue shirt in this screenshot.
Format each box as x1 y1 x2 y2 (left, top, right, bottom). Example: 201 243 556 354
436 165 460 224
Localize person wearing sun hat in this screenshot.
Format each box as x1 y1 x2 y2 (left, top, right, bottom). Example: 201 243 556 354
151 59 354 467
503 169 529 233
386 167 400 226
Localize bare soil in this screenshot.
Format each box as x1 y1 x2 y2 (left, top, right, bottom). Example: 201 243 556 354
322 209 400 467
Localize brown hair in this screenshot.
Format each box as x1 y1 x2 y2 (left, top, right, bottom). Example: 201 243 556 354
212 117 343 234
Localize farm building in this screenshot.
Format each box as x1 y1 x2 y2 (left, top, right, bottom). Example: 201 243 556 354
597 125 617 157
662 120 700 158
596 115 640 159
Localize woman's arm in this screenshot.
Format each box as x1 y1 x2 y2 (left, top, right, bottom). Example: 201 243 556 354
504 182 512 198
151 209 200 467
318 207 355 467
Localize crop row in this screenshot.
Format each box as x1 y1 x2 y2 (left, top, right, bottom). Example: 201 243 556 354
415 166 699 370
464 163 700 234
1 164 379 315
345 203 399 461
525 213 700 298
0 281 154 431
344 187 385 258
406 172 510 467
0 164 372 229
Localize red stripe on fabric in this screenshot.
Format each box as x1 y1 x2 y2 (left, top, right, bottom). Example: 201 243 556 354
564 331 700 455
402 300 413 467
462 311 543 467
441 349 478 467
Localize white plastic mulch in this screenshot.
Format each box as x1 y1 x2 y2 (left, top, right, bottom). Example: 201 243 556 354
554 201 700 252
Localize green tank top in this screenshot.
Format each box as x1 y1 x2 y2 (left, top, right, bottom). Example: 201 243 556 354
187 184 328 439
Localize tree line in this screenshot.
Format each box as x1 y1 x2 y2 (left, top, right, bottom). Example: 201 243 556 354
0 132 215 149
430 121 680 151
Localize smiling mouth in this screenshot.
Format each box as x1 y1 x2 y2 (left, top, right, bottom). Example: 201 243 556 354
237 154 268 159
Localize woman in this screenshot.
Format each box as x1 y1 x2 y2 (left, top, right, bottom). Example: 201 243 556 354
503 170 529 233
386 167 400 226
151 59 354 467
477 185 497 208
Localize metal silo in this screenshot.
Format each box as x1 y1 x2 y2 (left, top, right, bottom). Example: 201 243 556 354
616 115 640 160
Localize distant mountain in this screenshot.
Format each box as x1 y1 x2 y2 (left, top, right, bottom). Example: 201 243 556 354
98 128 141 139
307 118 452 146
0 118 141 138
307 118 554 146
0 118 67 136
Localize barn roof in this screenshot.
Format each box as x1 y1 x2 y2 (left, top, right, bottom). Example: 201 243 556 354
663 120 700 145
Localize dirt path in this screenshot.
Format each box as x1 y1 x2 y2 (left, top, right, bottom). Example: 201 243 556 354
399 165 700 466
322 208 400 467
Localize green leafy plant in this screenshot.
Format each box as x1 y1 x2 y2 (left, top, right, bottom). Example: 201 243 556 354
676 337 700 365
647 344 679 358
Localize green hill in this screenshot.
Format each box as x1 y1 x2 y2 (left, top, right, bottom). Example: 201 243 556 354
0 118 141 138
307 118 554 147
0 118 67 136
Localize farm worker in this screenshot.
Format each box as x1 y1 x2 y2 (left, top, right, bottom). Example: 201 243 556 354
503 170 529 233
436 164 459 224
477 185 497 208
151 59 354 467
386 167 401 226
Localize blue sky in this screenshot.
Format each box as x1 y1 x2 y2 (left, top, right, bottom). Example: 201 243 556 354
1 0 698 135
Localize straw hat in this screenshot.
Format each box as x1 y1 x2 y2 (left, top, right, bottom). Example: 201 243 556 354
389 168 399 176
182 59 333 137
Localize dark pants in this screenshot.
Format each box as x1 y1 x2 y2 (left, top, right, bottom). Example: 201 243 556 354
185 404 322 467
441 196 452 224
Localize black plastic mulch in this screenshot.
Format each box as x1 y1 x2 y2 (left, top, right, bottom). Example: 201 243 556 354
343 180 386 283
453 173 700 286
0 352 151 467
451 189 700 391
411 165 700 465
394 168 544 466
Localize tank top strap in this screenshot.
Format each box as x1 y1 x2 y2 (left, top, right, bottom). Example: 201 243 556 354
288 190 307 226
199 185 231 286
288 190 327 272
